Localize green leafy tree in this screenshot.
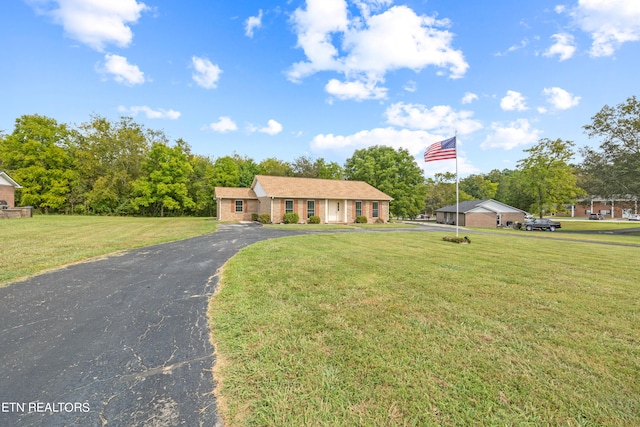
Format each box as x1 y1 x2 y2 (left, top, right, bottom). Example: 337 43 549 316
188 154 216 217
459 174 498 200
345 145 425 218
518 138 585 217
231 154 260 187
258 157 293 176
75 116 149 214
212 156 241 187
291 155 344 179
581 95 640 197
131 140 195 216
493 169 536 211
0 114 77 213
424 172 473 216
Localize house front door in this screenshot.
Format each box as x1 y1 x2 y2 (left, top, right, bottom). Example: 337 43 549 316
327 200 340 222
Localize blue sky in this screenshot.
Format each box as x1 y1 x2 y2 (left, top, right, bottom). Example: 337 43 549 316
1 0 639 177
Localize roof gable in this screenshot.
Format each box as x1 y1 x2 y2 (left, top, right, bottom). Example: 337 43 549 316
251 175 392 200
0 171 22 188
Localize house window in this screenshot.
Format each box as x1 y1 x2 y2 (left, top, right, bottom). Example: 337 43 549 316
372 201 379 218
285 200 294 214
235 200 243 212
307 200 315 218
355 201 362 217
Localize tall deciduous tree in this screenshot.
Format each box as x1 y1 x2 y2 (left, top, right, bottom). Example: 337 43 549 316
0 114 77 213
518 138 585 217
581 95 640 197
459 174 498 200
345 145 425 218
131 139 195 216
75 116 149 214
424 172 473 216
258 157 293 176
291 155 344 179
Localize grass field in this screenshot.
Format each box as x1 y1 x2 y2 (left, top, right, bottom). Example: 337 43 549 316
0 215 217 286
209 232 640 426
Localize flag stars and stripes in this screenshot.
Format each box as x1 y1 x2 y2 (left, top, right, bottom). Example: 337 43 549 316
424 136 456 162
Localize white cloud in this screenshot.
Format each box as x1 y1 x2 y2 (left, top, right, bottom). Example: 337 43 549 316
310 127 439 156
384 102 482 135
118 105 180 119
28 0 149 51
325 78 387 101
206 116 237 133
500 90 528 111
259 119 283 135
99 54 145 85
481 119 542 150
288 1 468 100
542 87 581 110
569 0 640 57
245 9 263 38
543 33 576 61
191 56 222 89
495 38 530 56
461 92 478 104
403 80 417 93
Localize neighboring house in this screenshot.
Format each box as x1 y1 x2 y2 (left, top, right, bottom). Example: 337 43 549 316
0 171 21 208
572 196 638 219
215 175 392 224
436 199 527 227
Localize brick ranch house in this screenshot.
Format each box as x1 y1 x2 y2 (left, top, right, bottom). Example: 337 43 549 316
215 175 392 224
436 199 527 228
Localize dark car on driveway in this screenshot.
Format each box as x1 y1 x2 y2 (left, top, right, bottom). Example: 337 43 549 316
517 218 562 231
589 213 603 220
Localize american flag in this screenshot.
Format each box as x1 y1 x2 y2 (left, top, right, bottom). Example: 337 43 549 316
424 136 456 162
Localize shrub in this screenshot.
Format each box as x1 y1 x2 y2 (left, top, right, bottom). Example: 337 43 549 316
283 212 299 224
308 215 320 224
355 216 368 223
258 213 271 224
251 213 259 222
442 236 471 244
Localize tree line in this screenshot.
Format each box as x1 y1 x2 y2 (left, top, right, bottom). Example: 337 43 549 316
1 96 638 218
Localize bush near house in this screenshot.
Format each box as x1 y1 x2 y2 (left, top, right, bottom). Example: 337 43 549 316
283 212 299 224
307 215 320 224
355 215 368 223
258 214 270 224
251 213 259 222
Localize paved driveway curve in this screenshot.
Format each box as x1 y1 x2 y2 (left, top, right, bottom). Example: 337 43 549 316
0 223 316 427
0 223 449 426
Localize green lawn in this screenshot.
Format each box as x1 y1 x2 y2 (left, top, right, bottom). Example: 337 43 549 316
209 232 640 426
0 215 217 286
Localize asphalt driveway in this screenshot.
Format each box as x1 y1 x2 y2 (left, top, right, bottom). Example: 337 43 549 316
0 222 454 426
0 223 315 427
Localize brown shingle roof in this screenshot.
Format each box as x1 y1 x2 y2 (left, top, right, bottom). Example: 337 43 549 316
214 187 257 199
252 175 392 200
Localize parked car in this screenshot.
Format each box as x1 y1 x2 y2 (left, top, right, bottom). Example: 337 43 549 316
589 213 603 220
0 200 8 210
517 218 562 231
628 214 640 221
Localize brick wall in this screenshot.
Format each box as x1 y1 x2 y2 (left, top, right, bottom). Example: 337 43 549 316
0 185 15 208
217 199 258 221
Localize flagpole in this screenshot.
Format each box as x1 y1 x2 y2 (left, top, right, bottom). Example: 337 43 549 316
455 131 459 237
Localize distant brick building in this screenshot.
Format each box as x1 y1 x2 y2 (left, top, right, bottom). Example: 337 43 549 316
572 197 638 219
436 199 527 228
